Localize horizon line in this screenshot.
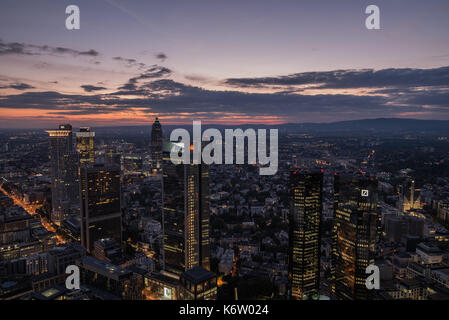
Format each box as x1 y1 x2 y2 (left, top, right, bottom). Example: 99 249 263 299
1 117 449 130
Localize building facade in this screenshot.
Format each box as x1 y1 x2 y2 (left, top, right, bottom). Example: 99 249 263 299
76 127 95 167
288 169 323 300
45 124 80 225
179 266 217 300
80 164 122 253
162 142 210 275
331 174 380 300
151 117 163 171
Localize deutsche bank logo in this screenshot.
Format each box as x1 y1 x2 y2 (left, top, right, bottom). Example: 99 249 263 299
361 189 369 197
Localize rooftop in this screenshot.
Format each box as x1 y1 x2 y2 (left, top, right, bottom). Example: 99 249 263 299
80 256 131 279
417 243 443 254
33 285 67 300
94 237 120 249
180 266 216 284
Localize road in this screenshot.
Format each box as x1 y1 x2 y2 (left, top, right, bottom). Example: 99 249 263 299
0 184 66 244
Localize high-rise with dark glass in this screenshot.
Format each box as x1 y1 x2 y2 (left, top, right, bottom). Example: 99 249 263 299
331 173 379 300
76 127 95 167
162 142 210 275
288 169 323 300
80 163 122 253
151 117 163 171
45 124 80 225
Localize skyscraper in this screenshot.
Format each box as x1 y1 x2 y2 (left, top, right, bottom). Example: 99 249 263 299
288 169 323 300
162 142 210 275
331 174 379 300
45 124 80 225
76 127 95 167
398 179 422 213
151 117 163 171
80 163 122 253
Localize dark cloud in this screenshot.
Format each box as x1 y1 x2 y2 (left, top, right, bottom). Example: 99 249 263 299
0 41 30 55
137 65 172 79
48 47 99 56
0 79 437 120
155 52 167 61
113 56 146 69
117 79 138 91
0 82 34 90
0 39 99 57
113 56 136 64
81 85 107 92
387 87 449 108
225 66 449 89
117 65 172 91
0 91 115 111
0 66 448 121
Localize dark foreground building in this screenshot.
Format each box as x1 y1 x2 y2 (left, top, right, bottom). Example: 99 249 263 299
179 266 217 300
162 142 210 274
46 124 80 225
288 169 323 300
80 164 122 253
331 174 380 300
78 256 138 299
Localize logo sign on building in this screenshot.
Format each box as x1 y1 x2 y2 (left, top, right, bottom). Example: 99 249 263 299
164 287 172 299
361 189 369 197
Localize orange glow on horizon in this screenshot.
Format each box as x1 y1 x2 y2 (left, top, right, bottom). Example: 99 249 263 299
0 106 289 127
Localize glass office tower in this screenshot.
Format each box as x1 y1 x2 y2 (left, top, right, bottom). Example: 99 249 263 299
331 173 380 300
289 169 323 300
80 164 122 253
151 117 163 171
46 124 80 225
76 127 95 167
162 142 210 274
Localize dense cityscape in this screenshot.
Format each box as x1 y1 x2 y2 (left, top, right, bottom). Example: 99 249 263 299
1 2 448 314
1 118 449 301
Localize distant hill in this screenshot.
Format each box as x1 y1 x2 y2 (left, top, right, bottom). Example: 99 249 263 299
92 118 449 136
280 118 449 133
3 118 448 135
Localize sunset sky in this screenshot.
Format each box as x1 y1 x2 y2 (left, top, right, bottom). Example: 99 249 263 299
0 0 448 128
